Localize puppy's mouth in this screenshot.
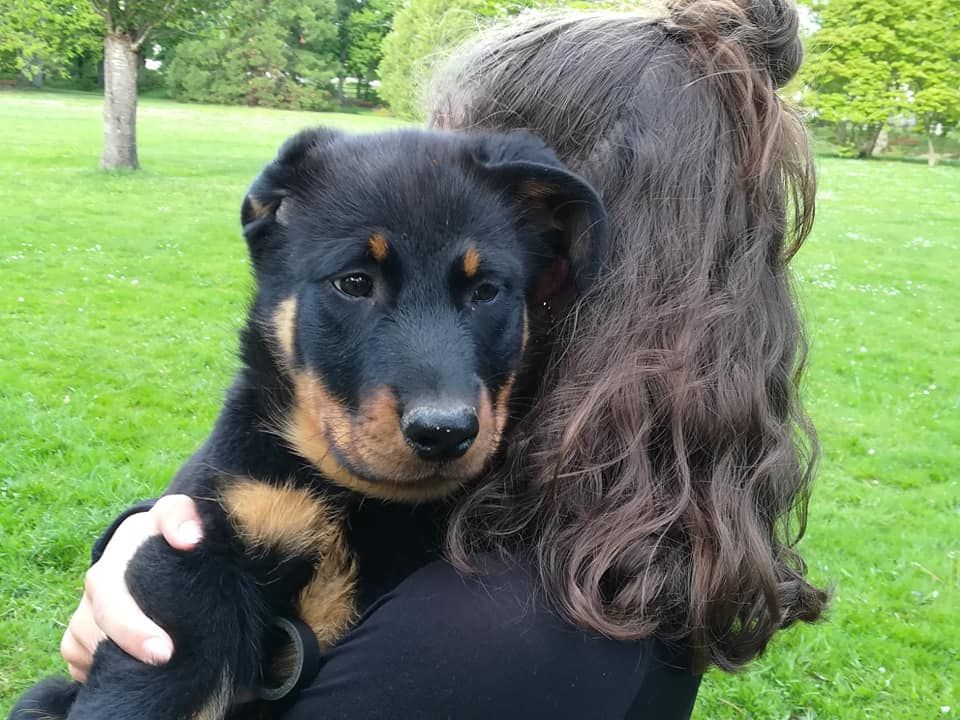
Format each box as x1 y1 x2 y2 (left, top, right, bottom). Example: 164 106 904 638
298 427 477 502
282 374 504 501
324 432 475 487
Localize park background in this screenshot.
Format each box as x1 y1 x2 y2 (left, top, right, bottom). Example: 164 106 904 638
0 0 957 717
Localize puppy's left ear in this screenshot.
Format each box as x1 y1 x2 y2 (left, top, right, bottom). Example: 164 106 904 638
470 133 609 291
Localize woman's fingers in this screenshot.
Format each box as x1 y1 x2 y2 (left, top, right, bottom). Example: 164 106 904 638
62 495 203 672
153 494 204 551
61 601 98 682
85 561 174 665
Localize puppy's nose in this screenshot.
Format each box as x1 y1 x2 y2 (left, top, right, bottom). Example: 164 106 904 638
401 405 479 461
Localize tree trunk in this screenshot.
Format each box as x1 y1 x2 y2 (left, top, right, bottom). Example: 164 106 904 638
835 121 848 146
858 124 883 158
337 32 347 106
927 135 939 167
101 33 140 170
871 127 889 156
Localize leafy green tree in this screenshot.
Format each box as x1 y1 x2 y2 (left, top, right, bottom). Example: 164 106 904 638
377 0 654 119
344 0 400 101
378 0 532 119
0 0 100 86
799 0 960 161
328 0 399 105
893 3 960 164
332 0 355 104
166 0 338 110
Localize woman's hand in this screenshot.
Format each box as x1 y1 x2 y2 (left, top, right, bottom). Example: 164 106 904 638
61 495 203 682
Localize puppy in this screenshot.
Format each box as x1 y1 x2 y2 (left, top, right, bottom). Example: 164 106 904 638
11 127 607 720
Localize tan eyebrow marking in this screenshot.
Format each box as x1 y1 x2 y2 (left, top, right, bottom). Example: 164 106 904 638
463 246 481 278
368 233 389 262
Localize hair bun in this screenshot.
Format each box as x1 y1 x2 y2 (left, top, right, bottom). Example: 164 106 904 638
666 0 804 88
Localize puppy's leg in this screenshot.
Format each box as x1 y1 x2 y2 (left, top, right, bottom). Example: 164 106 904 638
64 531 272 720
10 483 354 720
8 677 79 720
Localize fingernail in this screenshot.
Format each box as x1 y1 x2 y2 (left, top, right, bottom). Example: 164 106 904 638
143 637 173 665
178 521 203 545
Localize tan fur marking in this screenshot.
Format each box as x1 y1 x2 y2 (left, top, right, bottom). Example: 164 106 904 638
221 480 333 559
521 307 529 356
493 373 516 438
268 552 357 681
190 669 231 720
224 480 358 690
463 246 481 277
247 196 271 219
273 296 297 366
517 180 558 200
351 388 421 477
281 373 495 501
297 529 358 647
368 232 389 261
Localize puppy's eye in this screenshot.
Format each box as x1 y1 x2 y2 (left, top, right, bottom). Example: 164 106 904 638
333 274 374 298
472 282 499 304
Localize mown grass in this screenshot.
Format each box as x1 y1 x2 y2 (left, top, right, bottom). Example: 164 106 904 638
0 90 957 719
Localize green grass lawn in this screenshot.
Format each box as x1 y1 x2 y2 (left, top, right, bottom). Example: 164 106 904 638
0 90 957 718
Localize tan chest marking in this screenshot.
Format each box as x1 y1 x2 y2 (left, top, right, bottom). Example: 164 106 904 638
221 479 359 651
221 479 337 559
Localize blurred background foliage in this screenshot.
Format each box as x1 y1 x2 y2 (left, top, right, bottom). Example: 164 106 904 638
3 0 956 161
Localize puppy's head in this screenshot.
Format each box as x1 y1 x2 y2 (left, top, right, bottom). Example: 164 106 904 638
242 127 607 501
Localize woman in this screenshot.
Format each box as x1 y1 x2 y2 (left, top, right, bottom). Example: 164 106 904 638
59 1 826 717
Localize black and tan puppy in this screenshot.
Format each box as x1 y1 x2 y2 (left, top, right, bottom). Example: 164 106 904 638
10 127 607 720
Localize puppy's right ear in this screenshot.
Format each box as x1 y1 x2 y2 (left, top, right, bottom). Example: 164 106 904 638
241 127 343 256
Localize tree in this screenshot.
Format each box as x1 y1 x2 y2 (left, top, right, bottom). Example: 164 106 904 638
376 0 636 119
799 0 960 161
0 0 100 86
88 0 220 169
344 0 400 102
327 0 398 106
378 0 529 119
167 0 338 110
893 4 960 165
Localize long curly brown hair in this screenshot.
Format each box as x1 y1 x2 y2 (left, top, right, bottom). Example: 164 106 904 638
428 0 828 672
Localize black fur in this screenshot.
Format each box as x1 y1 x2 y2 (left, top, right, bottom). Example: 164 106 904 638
11 128 606 720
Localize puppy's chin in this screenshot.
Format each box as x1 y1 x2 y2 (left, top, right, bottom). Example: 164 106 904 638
328 440 485 502
352 473 467 502
326 457 469 502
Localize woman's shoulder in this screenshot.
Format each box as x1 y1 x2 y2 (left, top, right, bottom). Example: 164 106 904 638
291 558 701 720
